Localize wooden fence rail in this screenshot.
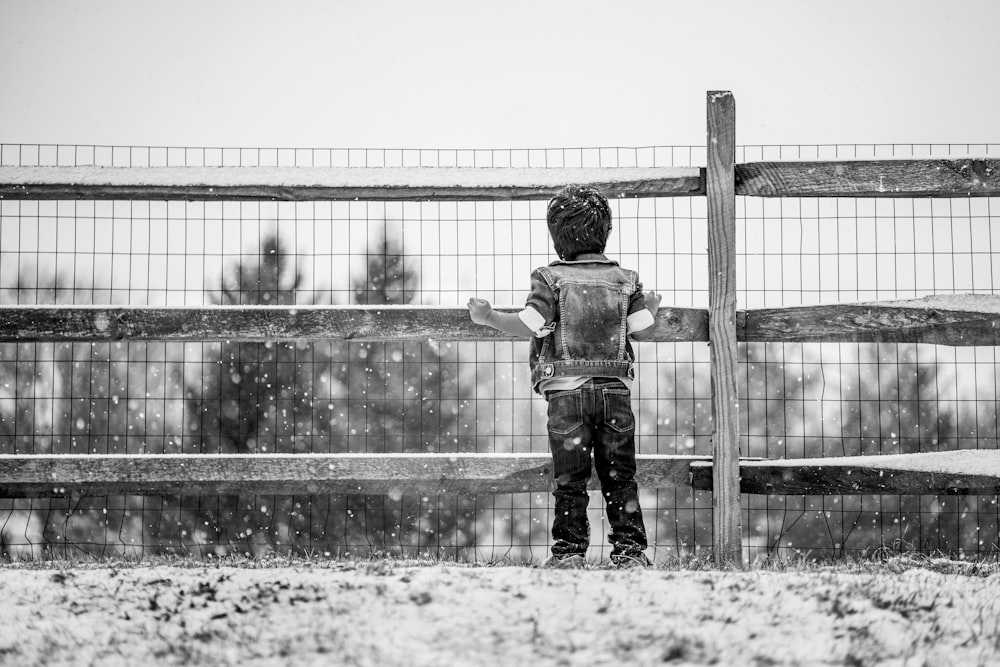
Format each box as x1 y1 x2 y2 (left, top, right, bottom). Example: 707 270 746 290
0 166 705 201
697 450 1000 496
736 159 1000 198
2 92 1000 566
4 295 999 345
1 160 997 201
5 450 1000 498
0 454 704 498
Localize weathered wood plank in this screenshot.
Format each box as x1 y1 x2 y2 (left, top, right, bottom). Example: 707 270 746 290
707 90 743 566
690 450 1000 495
12 450 993 498
736 159 1000 197
741 294 1000 346
6 161 998 201
0 166 705 201
0 304 709 343
6 296 998 346
0 453 707 498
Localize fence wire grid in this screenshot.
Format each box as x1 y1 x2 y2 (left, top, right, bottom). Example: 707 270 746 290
1 142 999 562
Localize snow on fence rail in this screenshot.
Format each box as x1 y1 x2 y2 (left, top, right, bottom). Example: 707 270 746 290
0 165 705 201
2 92 1000 565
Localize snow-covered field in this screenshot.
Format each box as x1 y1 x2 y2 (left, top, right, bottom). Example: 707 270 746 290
2 556 999 666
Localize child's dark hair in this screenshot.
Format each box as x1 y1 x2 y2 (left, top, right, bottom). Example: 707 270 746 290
546 185 612 260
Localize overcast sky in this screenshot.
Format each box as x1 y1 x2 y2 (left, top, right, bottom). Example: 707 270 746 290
1 0 998 150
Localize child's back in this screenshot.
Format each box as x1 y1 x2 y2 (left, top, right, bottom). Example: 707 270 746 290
525 256 644 393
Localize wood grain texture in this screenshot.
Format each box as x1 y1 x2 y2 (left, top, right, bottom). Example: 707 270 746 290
7 161 998 201
740 296 1000 345
0 166 705 201
690 450 1000 495
0 305 709 343
736 159 1000 197
8 298 998 346
706 90 743 566
0 453 707 498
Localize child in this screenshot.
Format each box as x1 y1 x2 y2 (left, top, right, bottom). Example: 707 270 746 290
468 184 660 569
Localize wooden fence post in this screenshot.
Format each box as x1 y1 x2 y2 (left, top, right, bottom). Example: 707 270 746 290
706 90 743 566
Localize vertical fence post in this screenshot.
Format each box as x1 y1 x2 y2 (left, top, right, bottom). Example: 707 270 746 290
706 90 743 566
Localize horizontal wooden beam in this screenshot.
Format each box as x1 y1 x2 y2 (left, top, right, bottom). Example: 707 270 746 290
0 166 705 201
6 450 995 498
740 294 1000 346
690 450 1000 495
0 304 709 343
4 160 998 201
0 453 706 498
4 295 997 345
735 159 1000 197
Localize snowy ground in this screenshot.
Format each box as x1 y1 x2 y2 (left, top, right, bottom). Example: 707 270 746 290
2 556 1000 666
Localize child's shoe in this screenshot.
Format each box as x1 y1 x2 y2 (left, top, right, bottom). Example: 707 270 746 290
611 552 651 569
542 554 586 569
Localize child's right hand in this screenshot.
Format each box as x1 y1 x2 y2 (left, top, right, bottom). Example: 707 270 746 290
467 297 493 325
644 290 662 318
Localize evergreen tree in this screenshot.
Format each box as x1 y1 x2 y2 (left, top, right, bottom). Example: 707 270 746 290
184 230 476 557
335 230 477 555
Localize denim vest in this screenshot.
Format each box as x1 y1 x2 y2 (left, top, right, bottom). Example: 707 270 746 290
527 258 641 392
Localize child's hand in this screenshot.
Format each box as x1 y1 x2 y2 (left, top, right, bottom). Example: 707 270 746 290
467 297 493 325
644 290 662 318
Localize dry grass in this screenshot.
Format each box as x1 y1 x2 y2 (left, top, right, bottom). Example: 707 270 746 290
2 552 1000 666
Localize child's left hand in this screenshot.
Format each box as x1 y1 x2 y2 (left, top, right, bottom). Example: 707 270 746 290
467 297 493 325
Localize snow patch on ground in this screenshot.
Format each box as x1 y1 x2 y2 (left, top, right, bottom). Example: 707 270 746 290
2 562 998 666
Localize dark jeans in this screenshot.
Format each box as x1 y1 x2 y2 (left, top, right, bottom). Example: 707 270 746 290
545 378 647 558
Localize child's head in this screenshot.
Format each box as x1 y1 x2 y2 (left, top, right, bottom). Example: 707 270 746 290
546 185 612 260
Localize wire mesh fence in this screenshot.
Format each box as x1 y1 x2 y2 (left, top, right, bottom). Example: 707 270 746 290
1 142 999 562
